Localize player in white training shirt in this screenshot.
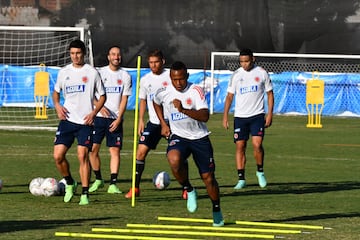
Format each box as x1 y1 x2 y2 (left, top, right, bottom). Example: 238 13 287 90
53 40 106 205
125 49 173 199
222 48 274 190
89 46 132 194
153 61 224 227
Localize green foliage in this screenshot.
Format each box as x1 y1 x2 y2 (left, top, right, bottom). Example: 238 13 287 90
0 113 359 239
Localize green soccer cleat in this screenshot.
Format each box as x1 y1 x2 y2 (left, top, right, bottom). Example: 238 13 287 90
89 179 104 193
187 189 197 213
213 211 225 227
107 184 122 194
79 194 89 205
256 171 267 188
63 181 77 203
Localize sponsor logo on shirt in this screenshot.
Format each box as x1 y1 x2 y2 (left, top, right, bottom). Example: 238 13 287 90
105 86 122 93
171 112 188 121
239 85 258 94
65 85 85 93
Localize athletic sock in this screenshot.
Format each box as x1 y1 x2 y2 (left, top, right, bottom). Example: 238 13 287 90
257 165 264 172
64 175 74 185
237 169 245 180
135 160 145 188
110 173 118 185
182 180 193 193
94 170 102 180
212 199 221 212
82 187 89 196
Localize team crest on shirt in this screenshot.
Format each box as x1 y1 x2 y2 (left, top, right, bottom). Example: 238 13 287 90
82 76 88 83
117 79 123 85
254 76 260 82
162 81 168 87
185 98 192 106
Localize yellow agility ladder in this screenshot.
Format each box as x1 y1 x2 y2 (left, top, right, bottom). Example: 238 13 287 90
306 72 324 128
34 63 50 119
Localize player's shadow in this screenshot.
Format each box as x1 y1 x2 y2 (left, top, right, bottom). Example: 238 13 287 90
220 181 360 197
0 217 119 234
265 212 360 223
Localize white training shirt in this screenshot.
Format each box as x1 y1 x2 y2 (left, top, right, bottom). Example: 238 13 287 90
54 63 105 125
139 69 171 124
97 66 132 119
154 82 210 140
227 65 273 118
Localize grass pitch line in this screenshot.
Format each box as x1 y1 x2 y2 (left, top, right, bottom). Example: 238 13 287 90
126 223 303 234
158 216 329 230
92 227 277 239
55 232 196 240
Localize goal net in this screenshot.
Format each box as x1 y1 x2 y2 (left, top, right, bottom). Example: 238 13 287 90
0 26 93 130
210 52 360 115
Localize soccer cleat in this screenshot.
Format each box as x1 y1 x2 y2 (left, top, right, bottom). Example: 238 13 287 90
213 211 225 227
233 180 246 189
63 181 77 203
256 171 267 188
79 194 89 205
182 189 188 200
89 179 104 193
187 189 197 213
107 184 122 194
125 188 140 199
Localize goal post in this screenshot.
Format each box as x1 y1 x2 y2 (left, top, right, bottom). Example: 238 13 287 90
209 51 360 115
0 26 92 130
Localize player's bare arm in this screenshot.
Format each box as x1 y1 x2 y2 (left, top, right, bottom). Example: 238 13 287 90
173 98 209 122
84 94 106 125
153 101 171 138
222 93 234 129
109 95 128 132
52 91 68 120
137 99 147 135
265 90 274 128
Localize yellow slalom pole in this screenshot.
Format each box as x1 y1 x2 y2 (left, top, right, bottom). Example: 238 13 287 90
126 223 302 234
55 231 196 240
92 228 275 239
158 216 327 230
131 56 141 207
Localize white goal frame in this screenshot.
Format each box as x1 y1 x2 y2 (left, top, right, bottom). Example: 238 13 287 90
210 51 360 114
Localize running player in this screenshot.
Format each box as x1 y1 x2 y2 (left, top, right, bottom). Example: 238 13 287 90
153 61 224 227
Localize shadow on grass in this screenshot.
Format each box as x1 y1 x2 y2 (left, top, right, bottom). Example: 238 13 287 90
0 217 119 234
221 181 360 197
267 212 360 223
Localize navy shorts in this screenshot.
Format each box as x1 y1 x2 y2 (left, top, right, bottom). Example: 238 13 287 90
138 121 163 150
233 113 265 142
93 117 123 148
54 120 93 149
167 134 215 174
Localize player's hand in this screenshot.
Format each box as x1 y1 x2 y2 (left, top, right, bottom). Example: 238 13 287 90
55 105 68 120
264 115 273 128
161 125 171 139
100 107 110 118
172 99 183 112
138 120 145 136
109 119 121 132
222 117 229 129
83 112 95 126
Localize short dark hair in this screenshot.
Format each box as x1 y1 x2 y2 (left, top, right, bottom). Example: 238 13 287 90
108 45 121 54
147 49 164 60
69 39 86 54
240 48 253 57
170 61 187 72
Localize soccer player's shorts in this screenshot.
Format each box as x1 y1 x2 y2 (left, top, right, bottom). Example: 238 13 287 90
54 120 93 149
93 117 123 148
138 121 162 149
233 113 265 142
167 134 215 174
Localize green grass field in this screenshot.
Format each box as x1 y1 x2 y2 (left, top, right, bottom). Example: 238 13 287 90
0 112 359 240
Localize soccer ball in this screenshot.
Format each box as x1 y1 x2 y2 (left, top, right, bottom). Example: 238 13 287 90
152 171 171 190
57 178 67 196
29 177 45 196
41 177 59 197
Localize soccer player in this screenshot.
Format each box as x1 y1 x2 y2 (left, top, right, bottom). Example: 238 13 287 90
222 48 274 190
88 46 132 194
153 61 224 227
53 39 106 205
124 49 188 200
